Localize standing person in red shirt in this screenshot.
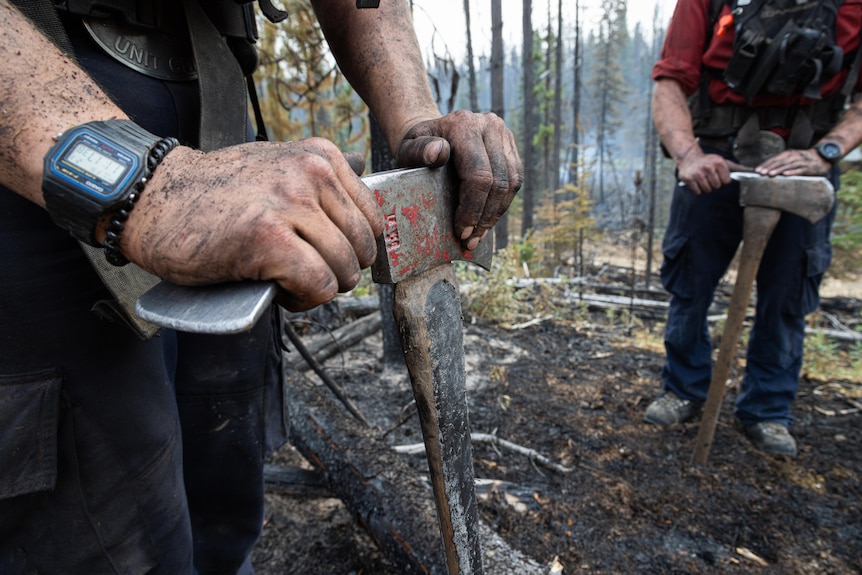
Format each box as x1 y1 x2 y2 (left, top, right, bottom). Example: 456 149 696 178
645 0 862 457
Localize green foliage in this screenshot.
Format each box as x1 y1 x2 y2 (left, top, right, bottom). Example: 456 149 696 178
803 330 841 381
514 231 535 265
800 312 862 382
459 246 526 322
253 2 368 151
830 167 862 276
348 268 374 298
531 183 599 275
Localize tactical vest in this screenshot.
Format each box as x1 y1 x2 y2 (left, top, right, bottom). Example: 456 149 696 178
691 0 861 148
719 0 845 102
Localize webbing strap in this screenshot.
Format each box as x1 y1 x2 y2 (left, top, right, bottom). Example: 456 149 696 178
184 0 248 151
9 0 75 55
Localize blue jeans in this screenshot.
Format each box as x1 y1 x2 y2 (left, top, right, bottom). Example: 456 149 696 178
660 146 837 426
0 20 285 575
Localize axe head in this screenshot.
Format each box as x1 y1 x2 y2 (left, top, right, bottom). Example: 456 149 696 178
135 165 493 334
731 172 835 224
367 166 493 283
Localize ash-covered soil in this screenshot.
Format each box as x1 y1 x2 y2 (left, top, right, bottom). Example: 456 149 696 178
252 274 862 575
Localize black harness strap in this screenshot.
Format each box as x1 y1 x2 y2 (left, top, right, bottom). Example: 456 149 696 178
183 0 248 152
10 0 77 56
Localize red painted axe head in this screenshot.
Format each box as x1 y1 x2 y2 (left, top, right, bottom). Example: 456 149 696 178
363 166 494 284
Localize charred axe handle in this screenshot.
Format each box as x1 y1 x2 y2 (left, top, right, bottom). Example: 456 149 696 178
692 174 834 465
393 264 484 575
375 165 487 574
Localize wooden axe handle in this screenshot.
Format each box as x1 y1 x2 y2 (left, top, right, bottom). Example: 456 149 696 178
692 206 782 465
393 264 484 575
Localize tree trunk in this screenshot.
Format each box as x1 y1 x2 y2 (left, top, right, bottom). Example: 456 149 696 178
551 0 564 195
542 2 552 196
285 365 549 574
644 6 662 290
568 0 581 188
521 0 535 237
490 0 508 251
463 0 479 111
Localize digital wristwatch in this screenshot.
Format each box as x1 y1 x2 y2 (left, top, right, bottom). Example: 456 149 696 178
42 120 162 246
814 141 843 166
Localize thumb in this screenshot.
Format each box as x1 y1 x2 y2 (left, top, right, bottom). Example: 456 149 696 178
726 160 754 173
396 136 451 168
342 152 366 176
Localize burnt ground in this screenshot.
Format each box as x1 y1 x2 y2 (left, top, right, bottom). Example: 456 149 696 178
251 268 862 575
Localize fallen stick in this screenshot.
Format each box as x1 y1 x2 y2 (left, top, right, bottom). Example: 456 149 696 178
263 464 332 497
285 311 382 371
804 326 862 342
284 320 370 427
394 433 572 474
508 315 554 330
813 405 860 416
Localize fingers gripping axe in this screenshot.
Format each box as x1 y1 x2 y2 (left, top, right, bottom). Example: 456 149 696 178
691 173 835 466
135 166 490 574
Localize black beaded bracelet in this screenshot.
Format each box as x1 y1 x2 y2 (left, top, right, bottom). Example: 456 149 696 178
103 136 180 266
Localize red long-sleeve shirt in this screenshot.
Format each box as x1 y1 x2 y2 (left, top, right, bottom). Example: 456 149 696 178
652 0 862 107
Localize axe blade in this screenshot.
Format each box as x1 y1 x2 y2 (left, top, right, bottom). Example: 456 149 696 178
135 280 278 334
135 166 490 334
731 172 835 224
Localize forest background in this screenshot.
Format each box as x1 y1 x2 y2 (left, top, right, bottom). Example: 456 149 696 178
250 0 862 286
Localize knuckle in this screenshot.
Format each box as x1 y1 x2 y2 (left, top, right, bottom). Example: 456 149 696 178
469 168 495 192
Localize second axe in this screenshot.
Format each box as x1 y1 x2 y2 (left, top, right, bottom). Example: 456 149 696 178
692 173 835 465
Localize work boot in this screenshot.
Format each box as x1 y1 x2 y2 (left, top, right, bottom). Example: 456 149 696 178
744 421 798 457
643 391 702 426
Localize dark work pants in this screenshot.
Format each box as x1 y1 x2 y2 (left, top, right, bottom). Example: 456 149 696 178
660 145 837 426
0 21 286 575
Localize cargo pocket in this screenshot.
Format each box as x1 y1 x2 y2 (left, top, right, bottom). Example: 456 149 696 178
799 239 833 316
660 233 694 299
0 369 61 499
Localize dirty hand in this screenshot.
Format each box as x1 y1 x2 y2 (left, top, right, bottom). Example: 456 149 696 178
755 148 832 177
677 147 750 195
121 138 385 311
395 110 523 251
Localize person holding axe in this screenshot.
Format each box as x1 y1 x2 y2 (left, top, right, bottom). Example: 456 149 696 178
645 0 862 458
0 1 522 573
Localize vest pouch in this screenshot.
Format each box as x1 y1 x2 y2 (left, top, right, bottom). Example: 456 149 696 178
0 370 62 500
803 43 844 98
737 19 798 101
766 24 840 97
725 26 767 97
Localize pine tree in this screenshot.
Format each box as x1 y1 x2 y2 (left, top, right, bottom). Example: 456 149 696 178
253 1 367 152
588 0 629 213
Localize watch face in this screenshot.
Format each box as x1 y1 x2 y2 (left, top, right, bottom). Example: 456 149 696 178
51 130 138 199
818 142 842 162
